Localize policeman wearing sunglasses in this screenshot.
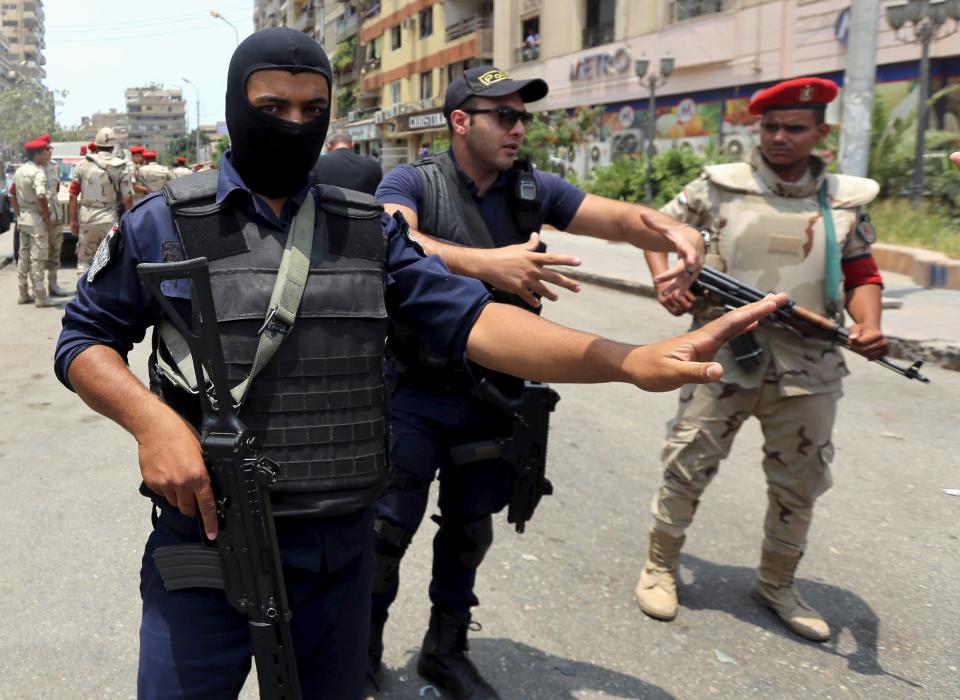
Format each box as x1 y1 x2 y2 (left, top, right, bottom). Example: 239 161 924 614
369 65 709 698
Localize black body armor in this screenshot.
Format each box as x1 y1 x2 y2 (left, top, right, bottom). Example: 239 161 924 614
150 172 390 517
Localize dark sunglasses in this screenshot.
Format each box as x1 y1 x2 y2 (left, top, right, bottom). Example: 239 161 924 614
461 107 534 129
760 121 813 135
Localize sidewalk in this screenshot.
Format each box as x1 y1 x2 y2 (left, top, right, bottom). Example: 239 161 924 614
546 231 960 371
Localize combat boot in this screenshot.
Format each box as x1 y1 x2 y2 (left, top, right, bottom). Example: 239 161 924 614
17 286 33 304
34 290 56 308
417 607 500 699
634 528 685 621
751 545 831 642
47 271 71 297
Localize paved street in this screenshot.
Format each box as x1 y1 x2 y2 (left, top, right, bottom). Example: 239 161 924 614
0 239 957 699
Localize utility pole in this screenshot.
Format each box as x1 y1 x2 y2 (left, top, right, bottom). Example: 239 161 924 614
838 0 880 178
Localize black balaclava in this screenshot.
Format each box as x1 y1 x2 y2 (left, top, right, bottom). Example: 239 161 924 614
225 27 332 197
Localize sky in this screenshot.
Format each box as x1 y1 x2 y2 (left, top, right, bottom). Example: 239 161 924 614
43 0 256 129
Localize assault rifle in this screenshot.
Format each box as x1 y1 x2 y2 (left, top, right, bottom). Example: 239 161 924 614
137 258 302 700
692 266 930 383
451 379 560 533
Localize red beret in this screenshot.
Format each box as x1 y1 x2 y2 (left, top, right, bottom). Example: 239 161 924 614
748 77 838 115
88 142 96 150
130 145 145 154
39 133 51 143
24 137 47 150
144 150 158 159
175 156 187 164
80 145 87 155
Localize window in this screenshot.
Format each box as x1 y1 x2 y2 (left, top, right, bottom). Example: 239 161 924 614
391 80 402 104
420 70 433 100
419 7 433 39
669 0 729 23
520 16 540 62
391 24 401 50
583 0 615 48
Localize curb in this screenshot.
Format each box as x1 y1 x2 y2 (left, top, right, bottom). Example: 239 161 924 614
565 269 960 372
873 243 960 291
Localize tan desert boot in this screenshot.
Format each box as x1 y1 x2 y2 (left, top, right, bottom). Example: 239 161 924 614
17 286 34 304
634 528 685 621
751 546 831 642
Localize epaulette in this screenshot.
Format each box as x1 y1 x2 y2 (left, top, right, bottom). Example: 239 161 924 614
702 162 762 194
161 169 219 209
827 174 880 208
315 184 383 220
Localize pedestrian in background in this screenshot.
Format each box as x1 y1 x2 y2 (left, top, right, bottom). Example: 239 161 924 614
636 77 888 642
13 136 58 306
309 129 382 195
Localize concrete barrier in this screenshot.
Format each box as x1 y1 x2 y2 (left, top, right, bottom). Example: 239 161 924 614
873 243 960 290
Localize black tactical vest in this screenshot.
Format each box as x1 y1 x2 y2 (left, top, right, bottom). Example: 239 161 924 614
152 172 390 518
388 152 541 380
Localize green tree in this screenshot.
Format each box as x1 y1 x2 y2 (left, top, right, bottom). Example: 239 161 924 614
0 83 57 162
165 129 211 164
520 106 603 174
212 136 230 163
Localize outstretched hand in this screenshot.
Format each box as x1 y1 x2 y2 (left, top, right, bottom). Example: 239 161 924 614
641 213 705 296
485 233 583 307
627 293 789 391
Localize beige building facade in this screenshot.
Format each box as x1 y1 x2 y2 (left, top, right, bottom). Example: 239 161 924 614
495 0 960 177
78 108 128 142
125 84 187 155
1 0 46 86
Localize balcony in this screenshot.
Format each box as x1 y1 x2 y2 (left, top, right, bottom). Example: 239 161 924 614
335 11 359 40
514 45 540 64
445 14 492 43
337 63 361 85
293 9 316 32
582 21 614 49
359 2 380 21
361 55 381 75
669 0 732 23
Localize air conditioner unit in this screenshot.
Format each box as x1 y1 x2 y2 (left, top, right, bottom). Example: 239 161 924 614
402 17 416 30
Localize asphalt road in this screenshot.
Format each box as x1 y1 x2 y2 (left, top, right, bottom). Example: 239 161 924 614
0 255 956 700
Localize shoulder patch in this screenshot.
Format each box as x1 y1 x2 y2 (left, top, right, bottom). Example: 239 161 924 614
86 224 123 283
856 213 877 244
394 210 425 257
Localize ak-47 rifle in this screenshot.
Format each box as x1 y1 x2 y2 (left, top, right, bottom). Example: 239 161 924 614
137 257 302 700
692 266 930 384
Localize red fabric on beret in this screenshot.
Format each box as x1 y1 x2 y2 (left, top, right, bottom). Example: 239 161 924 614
130 145 145 154
144 150 158 159
175 156 187 164
24 137 48 150
749 77 838 115
80 145 87 155
39 133 51 143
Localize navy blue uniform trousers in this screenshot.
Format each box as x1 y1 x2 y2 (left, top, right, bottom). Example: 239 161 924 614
372 382 512 618
137 506 373 699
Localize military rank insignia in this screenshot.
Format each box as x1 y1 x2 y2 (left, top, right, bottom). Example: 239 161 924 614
856 213 877 244
86 223 122 283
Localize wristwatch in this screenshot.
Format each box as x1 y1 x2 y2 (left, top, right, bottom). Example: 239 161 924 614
698 227 712 249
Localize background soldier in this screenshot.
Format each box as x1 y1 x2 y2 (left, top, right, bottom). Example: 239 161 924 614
68 127 133 276
139 150 172 192
370 65 708 697
129 145 149 204
38 133 70 296
13 136 58 306
171 155 192 179
636 78 889 642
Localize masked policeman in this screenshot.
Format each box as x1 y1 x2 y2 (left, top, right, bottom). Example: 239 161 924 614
139 150 173 192
636 78 889 642
68 127 133 276
14 136 58 306
370 66 710 697
171 155 193 179
54 29 784 699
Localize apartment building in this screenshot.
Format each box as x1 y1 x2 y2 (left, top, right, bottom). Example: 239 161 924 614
359 0 494 167
78 108 128 142
125 84 187 155
254 0 322 38
495 0 960 177
0 0 46 86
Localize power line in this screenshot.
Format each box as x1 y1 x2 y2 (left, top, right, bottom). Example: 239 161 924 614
44 3 251 31
47 22 243 43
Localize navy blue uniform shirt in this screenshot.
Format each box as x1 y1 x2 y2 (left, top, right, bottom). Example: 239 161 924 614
375 149 587 244
54 152 492 573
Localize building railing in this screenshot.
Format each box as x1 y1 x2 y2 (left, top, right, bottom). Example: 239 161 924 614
293 9 315 32
359 1 381 21
335 11 359 40
445 14 492 43
582 21 614 49
669 0 733 24
362 55 381 74
515 45 540 63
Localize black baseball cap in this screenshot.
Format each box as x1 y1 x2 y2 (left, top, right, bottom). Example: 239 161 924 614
443 66 549 119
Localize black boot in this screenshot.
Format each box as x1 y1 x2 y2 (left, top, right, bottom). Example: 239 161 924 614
417 607 500 699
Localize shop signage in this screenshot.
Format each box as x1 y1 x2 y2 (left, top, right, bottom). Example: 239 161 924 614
402 111 447 131
570 47 631 82
347 123 379 142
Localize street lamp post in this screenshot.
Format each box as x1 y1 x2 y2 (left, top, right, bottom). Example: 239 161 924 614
886 0 960 206
182 77 201 162
635 57 675 201
210 9 240 45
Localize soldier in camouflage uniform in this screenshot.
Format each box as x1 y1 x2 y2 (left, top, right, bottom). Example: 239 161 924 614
139 150 173 192
171 155 193 179
37 134 71 297
68 128 133 276
13 136 58 307
129 146 150 204
636 78 889 642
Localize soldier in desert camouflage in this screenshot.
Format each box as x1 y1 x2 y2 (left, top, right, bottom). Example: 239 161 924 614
636 78 889 642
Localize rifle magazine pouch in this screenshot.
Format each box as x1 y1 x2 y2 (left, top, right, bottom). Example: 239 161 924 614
729 331 764 371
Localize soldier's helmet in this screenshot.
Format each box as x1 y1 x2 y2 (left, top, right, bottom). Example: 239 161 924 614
94 127 121 150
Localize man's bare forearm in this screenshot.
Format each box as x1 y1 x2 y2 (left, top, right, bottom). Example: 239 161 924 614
68 345 169 442
845 283 882 328
68 196 78 225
